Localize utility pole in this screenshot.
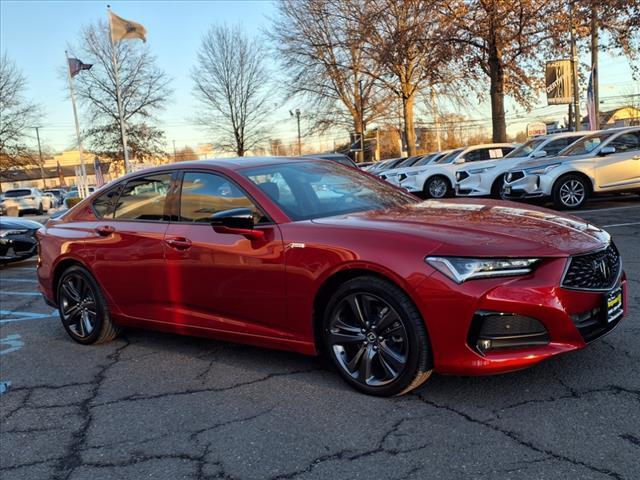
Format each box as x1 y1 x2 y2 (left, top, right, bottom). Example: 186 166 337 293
358 79 365 163
34 127 47 189
290 109 302 156
173 139 177 162
590 0 599 130
569 1 581 131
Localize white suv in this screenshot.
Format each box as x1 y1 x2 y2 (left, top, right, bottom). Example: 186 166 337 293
455 132 588 197
0 188 48 215
396 144 517 198
503 127 640 209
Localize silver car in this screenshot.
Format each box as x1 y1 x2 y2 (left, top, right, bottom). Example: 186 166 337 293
503 127 640 209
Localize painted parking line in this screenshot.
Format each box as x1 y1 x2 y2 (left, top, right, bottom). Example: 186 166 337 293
578 204 640 214
0 309 58 324
0 278 38 283
602 222 640 228
1 291 42 297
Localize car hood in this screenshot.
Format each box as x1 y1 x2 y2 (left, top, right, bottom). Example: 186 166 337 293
311 198 609 257
508 154 588 172
0 218 43 230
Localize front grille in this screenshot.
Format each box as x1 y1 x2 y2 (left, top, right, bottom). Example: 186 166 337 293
507 171 525 182
562 244 621 291
398 173 407 182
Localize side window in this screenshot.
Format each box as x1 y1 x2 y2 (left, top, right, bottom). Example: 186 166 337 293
463 149 487 162
607 132 640 153
544 138 573 156
92 186 122 218
179 172 267 223
113 174 172 221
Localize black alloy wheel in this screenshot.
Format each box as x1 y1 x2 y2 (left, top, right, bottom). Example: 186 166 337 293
57 266 120 344
323 276 432 396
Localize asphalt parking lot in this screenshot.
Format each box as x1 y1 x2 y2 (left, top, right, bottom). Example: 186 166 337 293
1 197 639 480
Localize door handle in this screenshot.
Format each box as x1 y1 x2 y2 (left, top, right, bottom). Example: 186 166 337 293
165 237 192 250
95 225 115 236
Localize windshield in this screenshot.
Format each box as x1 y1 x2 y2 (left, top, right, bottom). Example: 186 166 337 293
435 148 464 164
505 138 546 158
4 189 31 198
242 161 416 221
561 131 617 156
411 153 438 167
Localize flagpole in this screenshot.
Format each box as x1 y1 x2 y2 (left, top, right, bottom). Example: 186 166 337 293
108 5 131 174
65 50 88 199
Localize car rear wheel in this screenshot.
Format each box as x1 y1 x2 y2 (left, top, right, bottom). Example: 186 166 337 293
552 174 589 210
57 266 120 344
322 276 432 396
424 176 450 199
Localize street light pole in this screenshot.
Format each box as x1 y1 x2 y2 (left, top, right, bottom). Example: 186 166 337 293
290 109 302 156
34 126 47 189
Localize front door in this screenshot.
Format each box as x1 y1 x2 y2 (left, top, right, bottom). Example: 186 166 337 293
163 170 287 338
595 131 640 190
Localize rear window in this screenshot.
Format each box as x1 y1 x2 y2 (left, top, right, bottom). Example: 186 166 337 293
4 189 31 198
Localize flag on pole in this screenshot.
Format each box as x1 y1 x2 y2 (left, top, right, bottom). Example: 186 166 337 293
109 10 147 43
67 58 92 77
587 67 597 131
93 157 105 187
57 161 66 187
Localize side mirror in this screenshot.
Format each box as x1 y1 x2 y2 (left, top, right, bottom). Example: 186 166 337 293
599 146 616 156
532 150 547 158
454 156 465 164
210 208 264 240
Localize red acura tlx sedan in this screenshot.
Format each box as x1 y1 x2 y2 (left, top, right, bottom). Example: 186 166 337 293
36 158 626 396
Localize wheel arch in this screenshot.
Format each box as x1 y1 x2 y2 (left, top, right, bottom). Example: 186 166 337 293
311 266 426 354
553 170 594 195
51 257 90 303
423 173 452 193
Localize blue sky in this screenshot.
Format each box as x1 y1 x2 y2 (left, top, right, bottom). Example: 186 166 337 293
1 0 637 153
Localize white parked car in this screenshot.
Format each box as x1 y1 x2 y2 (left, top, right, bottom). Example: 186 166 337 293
380 152 443 186
503 126 640 209
395 144 517 198
455 132 588 197
0 188 48 215
42 192 58 209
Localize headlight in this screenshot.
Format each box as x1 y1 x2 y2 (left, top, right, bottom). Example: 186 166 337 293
405 171 420 176
468 166 494 174
425 257 540 283
524 163 561 175
0 229 29 237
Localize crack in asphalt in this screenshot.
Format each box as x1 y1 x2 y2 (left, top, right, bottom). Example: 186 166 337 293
414 392 625 480
50 338 131 480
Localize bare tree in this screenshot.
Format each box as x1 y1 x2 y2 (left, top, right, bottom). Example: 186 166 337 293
442 0 560 142
192 24 272 157
0 52 40 188
365 0 461 156
174 146 199 162
271 0 392 143
69 21 172 164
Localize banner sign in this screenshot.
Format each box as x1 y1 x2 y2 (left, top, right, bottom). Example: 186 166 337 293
545 60 573 105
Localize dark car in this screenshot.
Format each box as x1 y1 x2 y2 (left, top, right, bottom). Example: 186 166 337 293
0 217 43 265
37 157 625 396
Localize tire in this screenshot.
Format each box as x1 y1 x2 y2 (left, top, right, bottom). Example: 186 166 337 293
57 265 120 344
491 175 505 199
37 203 43 215
322 276 433 396
552 174 589 210
424 176 450 199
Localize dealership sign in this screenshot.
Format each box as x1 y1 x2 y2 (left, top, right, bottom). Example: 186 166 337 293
545 60 573 105
527 122 547 137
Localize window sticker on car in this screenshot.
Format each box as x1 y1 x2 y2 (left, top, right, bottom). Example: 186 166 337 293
489 149 504 159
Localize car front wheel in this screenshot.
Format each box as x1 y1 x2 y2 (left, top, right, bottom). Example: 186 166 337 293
424 176 450 199
322 276 432 396
552 174 589 210
57 266 120 344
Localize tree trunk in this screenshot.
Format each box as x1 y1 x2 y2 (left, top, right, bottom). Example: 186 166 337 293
403 95 417 156
488 43 507 143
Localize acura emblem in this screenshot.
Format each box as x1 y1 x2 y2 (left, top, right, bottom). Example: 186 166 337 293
592 258 610 280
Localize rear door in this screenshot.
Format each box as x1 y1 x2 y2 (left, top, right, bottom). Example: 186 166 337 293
594 131 640 190
87 172 174 321
162 170 287 337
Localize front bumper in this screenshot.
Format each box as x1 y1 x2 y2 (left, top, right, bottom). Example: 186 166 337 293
412 257 627 375
502 172 554 199
455 173 492 196
397 175 422 192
